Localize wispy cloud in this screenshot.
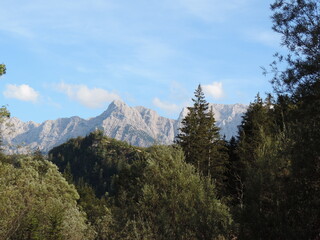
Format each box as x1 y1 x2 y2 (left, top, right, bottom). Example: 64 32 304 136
106 64 161 80
134 38 176 63
169 81 189 101
176 0 248 22
56 82 120 108
203 81 224 99
153 98 180 113
246 29 281 47
0 1 118 45
3 84 39 102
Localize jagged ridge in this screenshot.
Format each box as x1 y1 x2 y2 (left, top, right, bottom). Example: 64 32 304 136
0 100 247 154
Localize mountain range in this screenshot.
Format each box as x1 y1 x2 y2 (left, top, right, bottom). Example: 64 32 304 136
0 100 247 154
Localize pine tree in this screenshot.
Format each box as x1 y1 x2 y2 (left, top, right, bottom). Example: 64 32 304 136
231 94 296 239
176 85 227 191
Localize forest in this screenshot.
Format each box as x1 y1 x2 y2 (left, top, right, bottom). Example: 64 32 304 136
0 0 319 239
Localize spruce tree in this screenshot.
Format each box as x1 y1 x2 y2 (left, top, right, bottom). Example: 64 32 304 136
235 94 290 239
176 85 227 191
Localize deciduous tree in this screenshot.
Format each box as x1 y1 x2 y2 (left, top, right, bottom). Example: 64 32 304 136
0 155 95 240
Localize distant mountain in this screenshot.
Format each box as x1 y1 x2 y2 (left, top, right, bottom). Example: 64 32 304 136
0 100 247 154
177 103 248 140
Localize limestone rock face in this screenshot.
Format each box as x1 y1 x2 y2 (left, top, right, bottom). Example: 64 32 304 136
209 103 248 139
177 103 248 140
0 100 247 154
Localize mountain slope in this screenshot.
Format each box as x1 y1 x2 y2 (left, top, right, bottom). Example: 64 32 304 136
0 100 247 154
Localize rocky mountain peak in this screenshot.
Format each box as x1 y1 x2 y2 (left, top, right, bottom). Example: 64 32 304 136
0 101 247 154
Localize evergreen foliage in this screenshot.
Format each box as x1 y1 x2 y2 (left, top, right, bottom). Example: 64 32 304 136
0 1 319 239
49 133 232 240
176 85 228 195
232 95 290 239
225 0 320 238
0 64 5 76
268 0 320 238
137 145 232 240
49 130 145 198
111 145 232 240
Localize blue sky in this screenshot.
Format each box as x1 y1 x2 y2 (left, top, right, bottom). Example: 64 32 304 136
0 0 282 123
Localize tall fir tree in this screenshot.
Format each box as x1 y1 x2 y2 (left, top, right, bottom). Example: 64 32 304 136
176 85 227 194
234 94 291 239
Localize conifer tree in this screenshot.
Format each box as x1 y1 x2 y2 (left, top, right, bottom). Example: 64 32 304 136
268 1 320 238
176 85 227 192
235 95 289 239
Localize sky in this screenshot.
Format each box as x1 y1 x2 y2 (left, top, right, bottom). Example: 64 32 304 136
0 0 283 123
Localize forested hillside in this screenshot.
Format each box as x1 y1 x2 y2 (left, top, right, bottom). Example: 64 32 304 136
48 131 232 239
0 0 319 239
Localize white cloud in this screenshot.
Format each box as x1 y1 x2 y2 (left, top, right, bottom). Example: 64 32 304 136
246 29 281 47
3 84 39 102
57 83 120 108
153 98 180 113
202 81 224 99
255 31 280 47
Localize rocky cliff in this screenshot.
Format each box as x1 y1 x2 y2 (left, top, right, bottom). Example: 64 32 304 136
0 100 247 154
